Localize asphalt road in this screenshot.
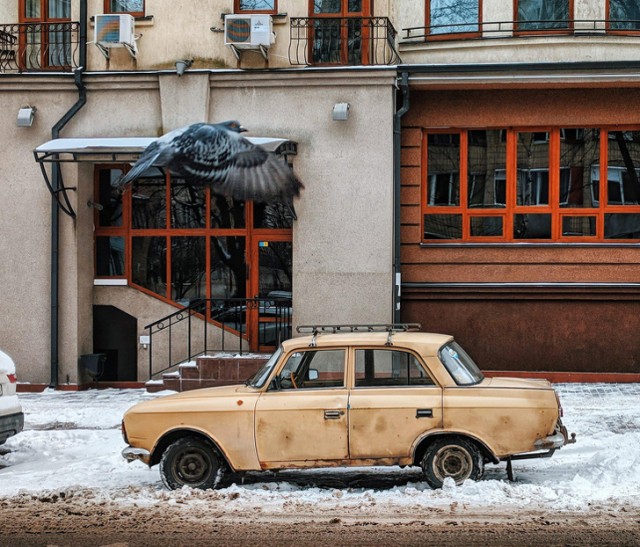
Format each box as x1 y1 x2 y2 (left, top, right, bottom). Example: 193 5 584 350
1 496 638 546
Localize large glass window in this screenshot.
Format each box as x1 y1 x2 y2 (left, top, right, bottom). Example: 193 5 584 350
427 0 480 36
422 128 640 242
94 160 294 351
516 0 571 31
609 1 640 31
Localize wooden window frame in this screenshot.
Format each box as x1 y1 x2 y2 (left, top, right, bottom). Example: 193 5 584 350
422 127 640 244
513 0 574 36
424 0 482 41
234 0 278 14
103 0 145 17
20 0 71 22
93 166 293 305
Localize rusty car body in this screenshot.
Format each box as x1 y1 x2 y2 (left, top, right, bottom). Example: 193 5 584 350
122 324 575 490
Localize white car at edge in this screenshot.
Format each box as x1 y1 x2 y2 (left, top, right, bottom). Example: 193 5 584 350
0 349 23 445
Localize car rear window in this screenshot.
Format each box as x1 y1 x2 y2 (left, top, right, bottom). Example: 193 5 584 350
439 341 484 386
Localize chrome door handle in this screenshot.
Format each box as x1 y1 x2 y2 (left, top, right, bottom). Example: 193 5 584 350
324 410 344 420
416 408 433 418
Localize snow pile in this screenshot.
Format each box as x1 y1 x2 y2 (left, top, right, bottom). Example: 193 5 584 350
1 384 639 515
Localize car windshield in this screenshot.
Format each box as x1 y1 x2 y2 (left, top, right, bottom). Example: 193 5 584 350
245 346 283 388
439 341 484 386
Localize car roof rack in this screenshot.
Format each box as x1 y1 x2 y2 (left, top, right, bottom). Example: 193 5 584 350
296 323 422 347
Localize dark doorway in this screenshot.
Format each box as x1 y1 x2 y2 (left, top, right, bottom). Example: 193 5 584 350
93 305 137 381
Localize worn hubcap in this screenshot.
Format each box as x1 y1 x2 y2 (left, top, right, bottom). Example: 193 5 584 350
176 449 209 482
433 445 473 483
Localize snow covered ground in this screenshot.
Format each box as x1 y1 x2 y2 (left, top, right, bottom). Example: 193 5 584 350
0 384 639 516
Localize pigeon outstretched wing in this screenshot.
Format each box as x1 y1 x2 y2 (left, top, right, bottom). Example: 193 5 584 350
115 121 303 216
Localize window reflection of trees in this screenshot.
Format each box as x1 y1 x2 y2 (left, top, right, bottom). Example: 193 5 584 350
429 0 479 34
132 172 166 229
517 0 569 31
171 237 205 303
211 237 246 299
610 1 640 31
171 179 205 229
259 242 292 297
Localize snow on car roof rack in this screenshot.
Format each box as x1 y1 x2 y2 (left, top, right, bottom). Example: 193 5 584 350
296 323 422 347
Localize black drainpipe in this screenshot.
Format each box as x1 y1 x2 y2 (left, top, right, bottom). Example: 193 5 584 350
49 0 88 388
392 71 410 324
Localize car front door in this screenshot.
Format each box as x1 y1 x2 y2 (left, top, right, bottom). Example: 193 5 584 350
348 348 443 460
254 348 348 466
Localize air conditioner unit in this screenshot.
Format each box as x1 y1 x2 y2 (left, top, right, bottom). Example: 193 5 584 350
94 13 137 57
224 14 274 49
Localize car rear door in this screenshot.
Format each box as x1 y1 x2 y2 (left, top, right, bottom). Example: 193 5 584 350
348 348 443 460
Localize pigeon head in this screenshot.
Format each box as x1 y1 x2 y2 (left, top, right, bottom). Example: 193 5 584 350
221 120 247 133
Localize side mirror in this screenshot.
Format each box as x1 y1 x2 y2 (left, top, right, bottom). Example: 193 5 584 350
308 368 319 381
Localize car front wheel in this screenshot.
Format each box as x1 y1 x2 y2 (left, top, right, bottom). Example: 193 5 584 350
160 436 224 490
421 437 484 489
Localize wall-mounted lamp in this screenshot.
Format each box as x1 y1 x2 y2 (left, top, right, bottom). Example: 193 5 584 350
175 59 193 76
139 335 150 349
17 106 37 127
332 102 350 122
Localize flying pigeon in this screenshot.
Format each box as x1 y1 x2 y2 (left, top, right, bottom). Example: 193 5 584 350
115 121 304 218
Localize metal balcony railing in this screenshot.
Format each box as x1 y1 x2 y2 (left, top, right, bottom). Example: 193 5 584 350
146 297 293 380
289 16 401 66
0 22 80 73
403 19 640 42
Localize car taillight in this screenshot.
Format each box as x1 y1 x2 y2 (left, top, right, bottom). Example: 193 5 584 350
555 391 563 418
7 373 16 384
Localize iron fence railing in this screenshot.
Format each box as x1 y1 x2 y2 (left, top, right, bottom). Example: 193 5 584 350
289 16 401 66
403 19 640 42
0 22 80 73
145 297 292 380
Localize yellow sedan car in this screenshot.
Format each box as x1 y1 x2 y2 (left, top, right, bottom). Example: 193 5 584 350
122 324 575 489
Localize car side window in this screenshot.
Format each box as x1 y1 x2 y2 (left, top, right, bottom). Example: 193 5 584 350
355 349 435 387
275 349 345 390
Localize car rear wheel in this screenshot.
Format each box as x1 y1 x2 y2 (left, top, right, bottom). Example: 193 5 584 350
160 437 224 490
421 437 484 489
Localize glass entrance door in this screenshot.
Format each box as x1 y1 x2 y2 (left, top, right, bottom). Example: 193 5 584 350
250 239 293 350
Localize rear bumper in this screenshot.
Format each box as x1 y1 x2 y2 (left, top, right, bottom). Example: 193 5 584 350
121 446 151 464
535 420 577 450
506 420 576 462
0 411 24 444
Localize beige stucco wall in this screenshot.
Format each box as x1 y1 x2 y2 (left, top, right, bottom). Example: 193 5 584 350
0 76 80 385
84 0 391 72
0 67 396 384
205 70 396 327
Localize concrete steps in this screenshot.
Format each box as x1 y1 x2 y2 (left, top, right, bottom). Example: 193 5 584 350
146 355 269 393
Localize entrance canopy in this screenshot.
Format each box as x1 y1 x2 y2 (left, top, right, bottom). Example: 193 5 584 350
33 136 298 217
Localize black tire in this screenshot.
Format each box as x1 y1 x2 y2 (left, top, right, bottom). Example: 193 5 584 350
159 436 224 490
421 437 484 489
